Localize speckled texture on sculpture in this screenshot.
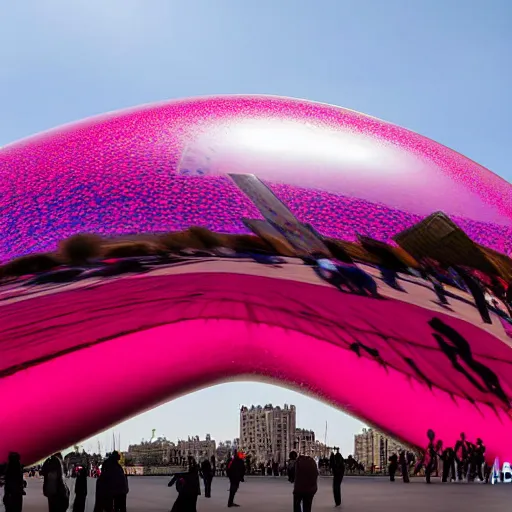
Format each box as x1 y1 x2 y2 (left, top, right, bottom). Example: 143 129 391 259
0 95 511 262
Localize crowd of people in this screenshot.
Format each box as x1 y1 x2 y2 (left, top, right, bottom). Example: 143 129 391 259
389 431 489 485
0 436 501 512
312 252 512 327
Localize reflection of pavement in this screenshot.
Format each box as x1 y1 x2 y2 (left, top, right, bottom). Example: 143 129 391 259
0 258 508 342
20 476 512 512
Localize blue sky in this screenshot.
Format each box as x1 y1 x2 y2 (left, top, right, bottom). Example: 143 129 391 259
2 1 510 456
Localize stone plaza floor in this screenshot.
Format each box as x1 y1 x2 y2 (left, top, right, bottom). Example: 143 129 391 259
16 475 512 512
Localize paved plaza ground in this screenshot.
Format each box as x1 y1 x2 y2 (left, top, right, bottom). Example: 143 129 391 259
16 475 512 512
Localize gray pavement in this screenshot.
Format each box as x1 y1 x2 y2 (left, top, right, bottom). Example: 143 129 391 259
16 475 512 512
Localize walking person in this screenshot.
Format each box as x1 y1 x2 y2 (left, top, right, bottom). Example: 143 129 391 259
425 440 442 484
293 455 318 512
168 466 199 512
226 451 245 508
200 458 213 498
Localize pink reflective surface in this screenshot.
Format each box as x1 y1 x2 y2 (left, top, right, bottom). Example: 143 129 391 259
0 95 511 262
1 262 512 464
2 95 512 466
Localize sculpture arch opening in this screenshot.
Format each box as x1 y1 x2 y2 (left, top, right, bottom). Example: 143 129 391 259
1 269 512 465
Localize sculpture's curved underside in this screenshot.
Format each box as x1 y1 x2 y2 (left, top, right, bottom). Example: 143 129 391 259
1 95 511 464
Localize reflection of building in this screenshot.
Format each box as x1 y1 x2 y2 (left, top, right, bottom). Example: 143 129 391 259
176 434 216 462
354 428 411 471
240 404 296 463
295 428 329 458
126 437 179 466
216 440 239 462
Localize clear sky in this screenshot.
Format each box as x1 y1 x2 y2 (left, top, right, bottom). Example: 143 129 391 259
2 1 510 456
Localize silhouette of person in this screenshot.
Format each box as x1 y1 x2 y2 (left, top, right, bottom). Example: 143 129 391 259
272 460 279 477
452 266 492 324
331 451 344 508
168 470 191 512
455 433 470 481
200 458 213 498
293 455 318 512
226 451 245 508
288 451 298 483
72 466 88 512
440 447 456 483
398 451 410 483
101 451 129 512
472 438 486 482
210 455 216 478
388 453 398 482
42 454 69 512
3 452 25 512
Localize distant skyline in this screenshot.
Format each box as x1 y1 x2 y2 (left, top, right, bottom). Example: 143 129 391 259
2 0 510 457
77 383 366 457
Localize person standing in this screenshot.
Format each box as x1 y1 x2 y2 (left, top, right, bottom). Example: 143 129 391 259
101 452 129 512
42 455 69 512
288 451 298 483
293 455 318 512
398 451 410 483
440 447 456 483
226 451 245 508
72 467 88 512
388 453 398 482
455 433 470 481
200 458 213 498
3 452 25 512
331 452 344 507
473 439 486 482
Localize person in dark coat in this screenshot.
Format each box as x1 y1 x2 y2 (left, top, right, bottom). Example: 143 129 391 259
331 452 344 507
440 447 456 483
210 455 216 478
100 452 129 512
226 451 245 508
3 452 25 512
200 458 213 498
398 451 410 483
168 471 191 512
72 466 88 512
288 451 298 483
293 455 318 512
388 454 398 482
455 432 470 481
42 455 69 512
471 439 486 482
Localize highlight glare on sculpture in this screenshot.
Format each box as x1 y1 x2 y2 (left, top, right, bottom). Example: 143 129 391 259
0 95 511 466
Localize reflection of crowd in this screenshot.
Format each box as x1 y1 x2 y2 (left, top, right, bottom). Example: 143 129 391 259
388 430 489 485
311 253 512 328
